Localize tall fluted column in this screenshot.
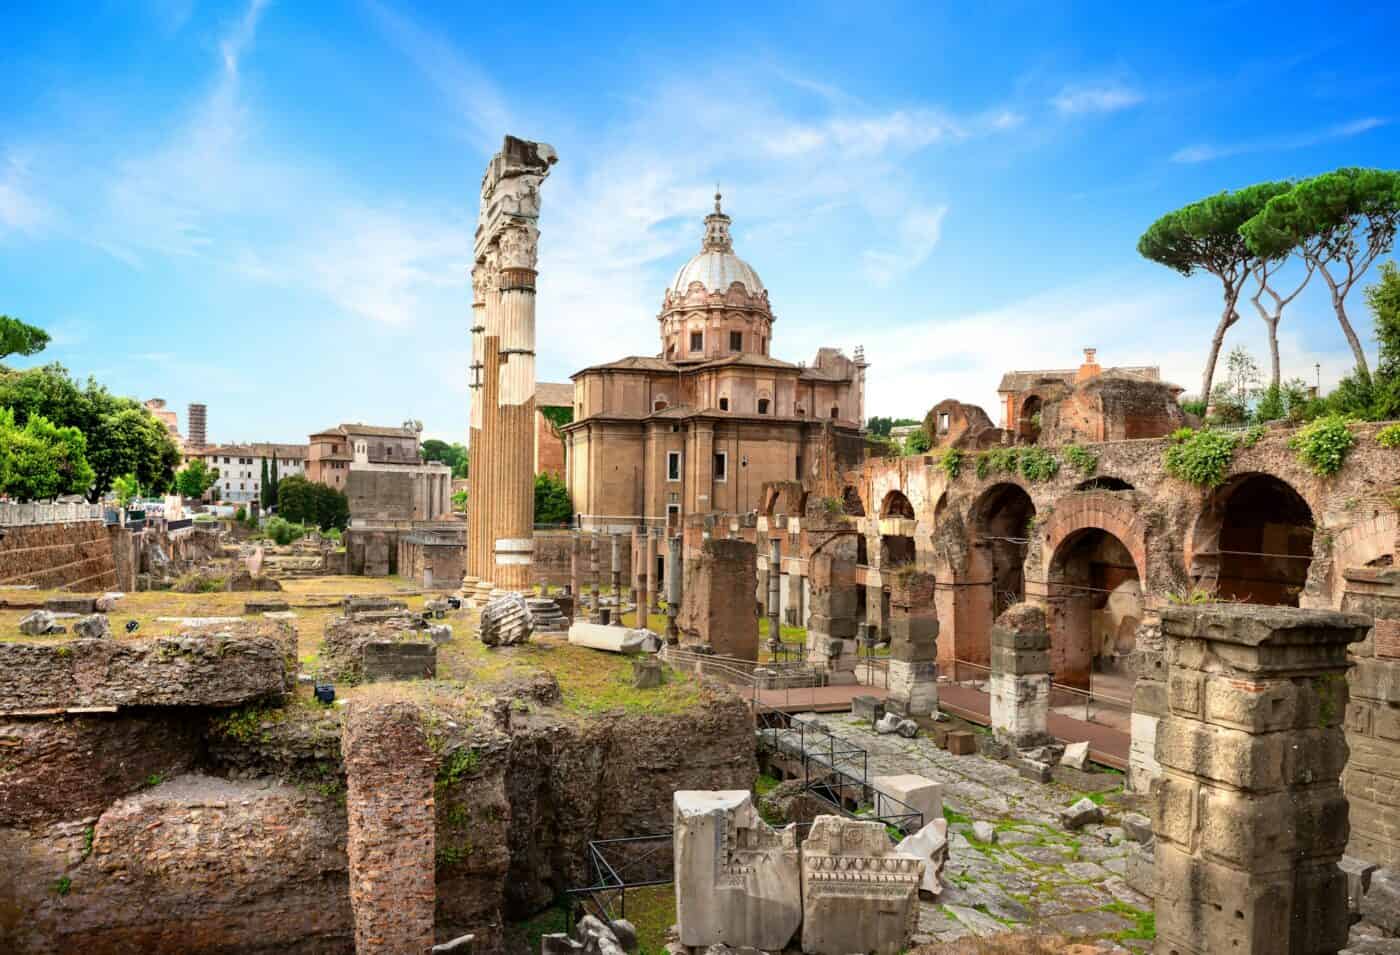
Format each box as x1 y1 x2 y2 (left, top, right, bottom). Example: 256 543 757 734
469 136 556 592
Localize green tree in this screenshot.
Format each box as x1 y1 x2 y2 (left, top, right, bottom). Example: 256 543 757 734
451 488 468 511
904 430 931 454
533 472 573 525
111 473 140 511
175 459 219 499
1139 181 1293 402
260 458 270 509
1242 168 1400 382
0 408 95 501
276 474 312 524
275 474 348 531
1367 261 1400 419
866 416 893 437
421 439 469 479
0 315 50 360
1209 345 1260 423
269 453 280 508
0 363 180 500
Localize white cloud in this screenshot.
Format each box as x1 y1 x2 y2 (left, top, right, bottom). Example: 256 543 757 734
860 205 947 286
0 152 50 236
1050 84 1144 115
1172 116 1388 163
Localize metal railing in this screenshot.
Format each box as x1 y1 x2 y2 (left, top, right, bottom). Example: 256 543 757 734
661 646 826 698
949 658 1132 727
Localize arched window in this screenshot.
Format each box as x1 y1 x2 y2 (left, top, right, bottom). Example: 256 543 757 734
830 405 840 419
654 398 669 412
757 398 770 415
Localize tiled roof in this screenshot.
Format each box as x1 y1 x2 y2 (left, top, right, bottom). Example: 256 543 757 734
535 382 574 407
572 356 677 376
997 366 1159 392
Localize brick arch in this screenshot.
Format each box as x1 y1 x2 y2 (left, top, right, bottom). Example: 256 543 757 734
1038 491 1150 590
880 489 916 520
841 485 867 517
1327 511 1400 607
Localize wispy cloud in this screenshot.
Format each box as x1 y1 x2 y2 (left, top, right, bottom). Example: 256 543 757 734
861 205 947 286
1050 83 1144 115
0 151 50 236
1172 116 1388 163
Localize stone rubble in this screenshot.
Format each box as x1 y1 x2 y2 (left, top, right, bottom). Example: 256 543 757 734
1059 797 1104 830
477 592 533 646
72 613 111 639
18 609 62 635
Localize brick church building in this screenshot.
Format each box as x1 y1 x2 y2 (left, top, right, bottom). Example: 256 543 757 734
562 194 868 530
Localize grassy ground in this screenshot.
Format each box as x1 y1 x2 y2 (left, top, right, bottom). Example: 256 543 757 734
504 885 676 955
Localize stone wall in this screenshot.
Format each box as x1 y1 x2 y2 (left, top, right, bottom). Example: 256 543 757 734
1343 568 1400 868
0 520 117 591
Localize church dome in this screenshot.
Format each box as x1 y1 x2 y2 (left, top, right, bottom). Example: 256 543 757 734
666 193 765 297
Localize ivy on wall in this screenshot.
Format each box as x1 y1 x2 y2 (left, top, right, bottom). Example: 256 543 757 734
1163 428 1239 487
1288 414 1356 477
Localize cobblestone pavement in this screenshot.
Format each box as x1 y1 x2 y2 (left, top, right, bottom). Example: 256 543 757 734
790 712 1152 951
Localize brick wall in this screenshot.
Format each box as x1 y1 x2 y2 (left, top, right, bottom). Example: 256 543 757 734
0 520 118 591
362 641 436 682
677 538 758 659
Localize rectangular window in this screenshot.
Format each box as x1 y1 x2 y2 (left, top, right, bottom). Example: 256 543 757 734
714 451 727 482
689 331 703 352
719 397 729 411
729 331 742 351
667 503 681 525
795 455 803 480
667 451 681 482
939 412 950 432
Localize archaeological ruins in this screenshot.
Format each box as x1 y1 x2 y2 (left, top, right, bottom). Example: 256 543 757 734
4 133 1400 955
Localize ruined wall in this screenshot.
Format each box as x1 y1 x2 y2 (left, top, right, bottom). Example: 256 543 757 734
1342 568 1400 868
0 520 117 591
677 538 759 659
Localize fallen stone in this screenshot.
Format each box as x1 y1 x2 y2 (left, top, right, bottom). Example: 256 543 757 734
73 614 111 639
895 817 949 895
801 814 921 955
632 656 663 688
479 592 533 646
244 599 290 614
431 934 475 954
44 595 97 614
1016 758 1053 783
567 622 649 654
18 610 60 636
896 718 919 739
851 695 884 724
95 592 124 612
875 712 903 735
1121 811 1154 845
972 821 997 844
1060 797 1104 830
873 774 943 831
674 790 800 950
1060 740 1090 770
945 730 976 755
1361 868 1400 936
427 624 453 645
1343 857 1380 918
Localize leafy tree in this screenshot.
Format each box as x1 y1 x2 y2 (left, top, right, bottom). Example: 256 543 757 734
533 472 573 525
421 439 469 479
175 459 219 499
111 473 140 510
260 458 271 509
0 315 50 360
1208 346 1260 424
1242 168 1400 382
275 474 349 531
866 416 893 437
0 363 179 500
1367 261 1400 419
0 408 95 501
1139 181 1292 402
451 488 468 511
1254 377 1311 423
904 430 931 454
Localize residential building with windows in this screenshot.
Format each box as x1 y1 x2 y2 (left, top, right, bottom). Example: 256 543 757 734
185 443 308 504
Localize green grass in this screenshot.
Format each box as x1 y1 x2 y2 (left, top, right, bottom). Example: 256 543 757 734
503 886 676 955
1103 901 1155 941
943 806 972 826
754 772 781 797
758 618 807 643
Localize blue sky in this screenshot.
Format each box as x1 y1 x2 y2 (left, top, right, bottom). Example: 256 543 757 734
2 1 1397 444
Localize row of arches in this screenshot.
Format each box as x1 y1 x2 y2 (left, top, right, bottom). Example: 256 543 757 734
841 472 1323 693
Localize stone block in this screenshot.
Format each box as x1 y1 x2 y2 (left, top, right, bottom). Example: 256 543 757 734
894 818 948 895
1060 740 1090 770
945 731 976 755
244 599 290 614
72 613 111 639
851 695 884 724
1017 758 1053 783
1060 797 1103 829
1361 868 1400 936
18 609 61 635
800 815 921 955
632 657 662 689
44 595 97 614
673 791 800 950
362 641 436 683
872 775 943 830
568 622 649 654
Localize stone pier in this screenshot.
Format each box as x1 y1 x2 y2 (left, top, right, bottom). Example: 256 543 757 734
1341 568 1400 867
343 702 437 955
988 603 1052 749
805 550 858 673
1153 604 1369 955
467 135 556 592
1128 613 1167 794
886 569 939 716
677 539 758 659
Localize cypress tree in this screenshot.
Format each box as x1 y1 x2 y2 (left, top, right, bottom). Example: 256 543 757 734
270 452 280 508
260 458 270 508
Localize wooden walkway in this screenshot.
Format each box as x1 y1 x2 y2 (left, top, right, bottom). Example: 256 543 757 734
753 681 1130 770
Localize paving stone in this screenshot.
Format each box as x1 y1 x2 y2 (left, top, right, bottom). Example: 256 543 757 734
1040 909 1136 937
944 904 1010 938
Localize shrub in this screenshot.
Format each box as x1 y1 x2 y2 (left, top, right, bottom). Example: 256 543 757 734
1289 414 1356 477
1180 397 1207 418
264 516 307 546
1063 444 1098 476
1018 447 1059 482
233 506 246 523
1163 428 1238 487
976 447 1018 480
1378 423 1400 449
940 448 963 480
1241 424 1267 448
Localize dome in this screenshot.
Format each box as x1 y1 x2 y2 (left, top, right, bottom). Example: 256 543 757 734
668 249 765 297
665 192 765 297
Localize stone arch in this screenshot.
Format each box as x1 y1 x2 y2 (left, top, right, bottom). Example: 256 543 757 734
880 490 916 520
1017 394 1043 444
1331 512 1400 604
1075 476 1134 492
1046 525 1144 693
841 485 866 517
1189 472 1313 606
1038 491 1150 592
